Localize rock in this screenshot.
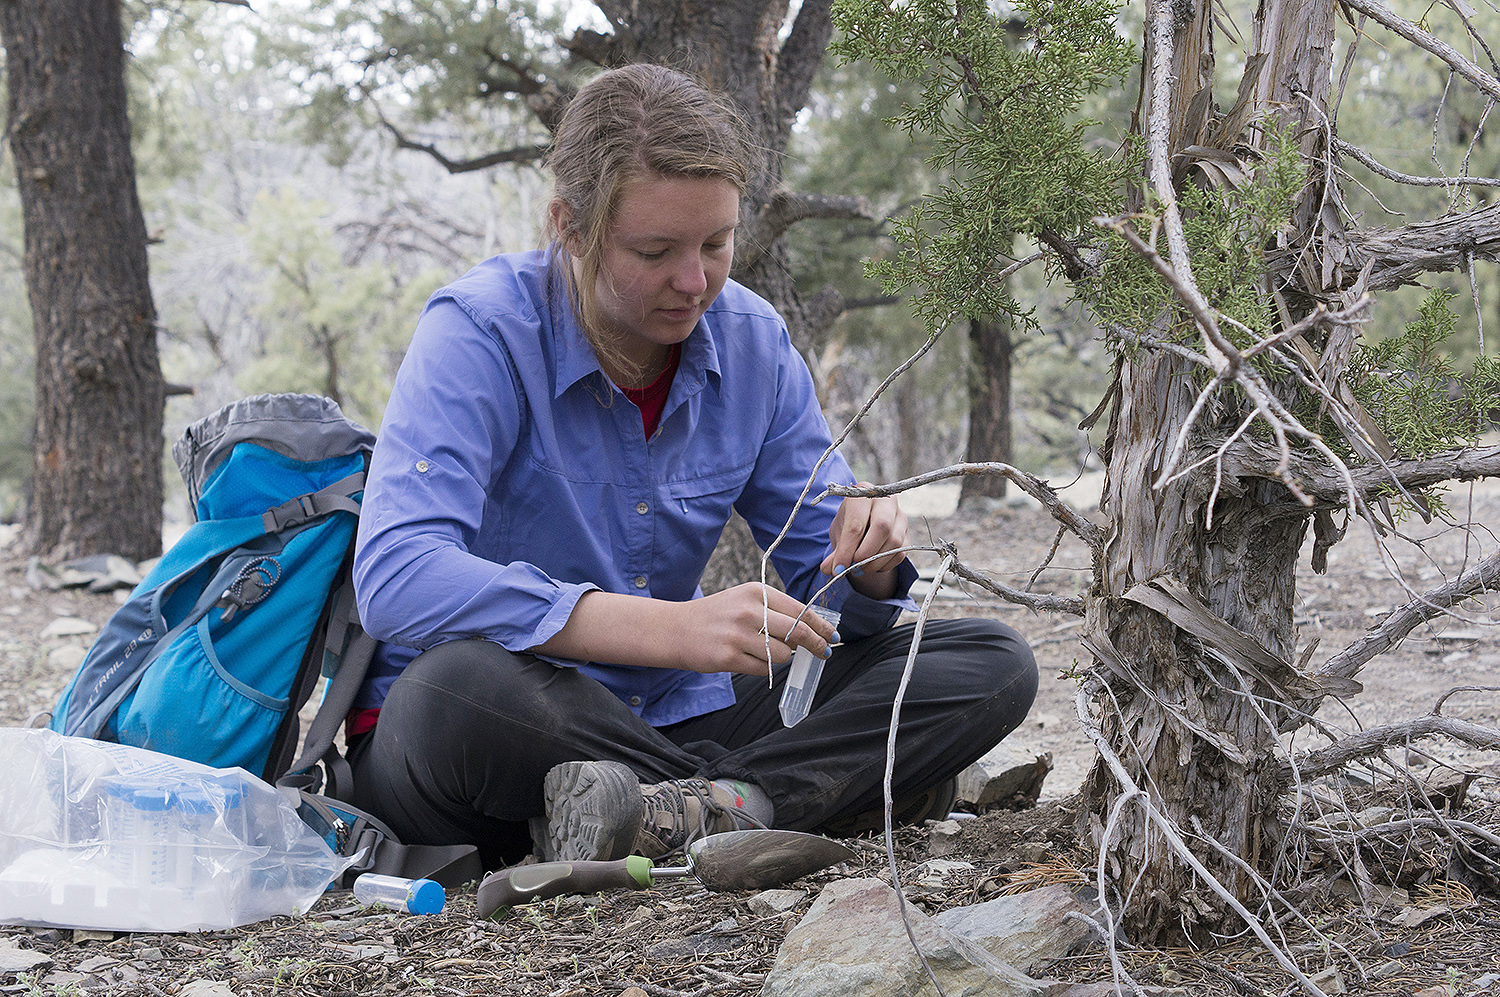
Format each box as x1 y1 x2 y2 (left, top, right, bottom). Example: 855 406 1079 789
41 617 97 639
179 982 237 997
1308 966 1344 994
25 557 62 591
0 938 53 975
135 947 164 962
59 553 142 593
928 819 964 857
933 884 1098 976
1424 767 1475 811
645 933 742 960
916 859 974 888
48 644 87 671
749 889 807 916
72 929 114 943
75 955 117 973
762 877 1046 997
1392 904 1451 928
955 747 1053 810
620 989 650 997
1329 877 1407 911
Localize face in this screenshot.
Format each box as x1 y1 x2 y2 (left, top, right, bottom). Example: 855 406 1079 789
567 174 739 374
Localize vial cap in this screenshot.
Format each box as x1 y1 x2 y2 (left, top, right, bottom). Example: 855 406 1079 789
132 788 174 811
408 879 446 915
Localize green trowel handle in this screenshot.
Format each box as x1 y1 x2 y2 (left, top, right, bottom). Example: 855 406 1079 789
478 856 655 918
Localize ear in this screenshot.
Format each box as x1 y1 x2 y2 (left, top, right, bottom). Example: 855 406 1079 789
549 199 582 257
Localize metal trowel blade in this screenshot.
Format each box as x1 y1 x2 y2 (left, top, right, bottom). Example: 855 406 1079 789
686 828 857 892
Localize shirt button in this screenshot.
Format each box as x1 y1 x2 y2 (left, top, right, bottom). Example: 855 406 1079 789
415 460 429 472
629 696 642 707
634 576 647 589
636 502 649 515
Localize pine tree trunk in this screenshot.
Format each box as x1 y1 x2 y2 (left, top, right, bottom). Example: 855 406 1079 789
0 0 164 561
960 314 1014 505
1082 0 1339 942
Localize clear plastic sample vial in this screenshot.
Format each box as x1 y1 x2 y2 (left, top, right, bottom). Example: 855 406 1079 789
353 873 445 914
779 605 841 728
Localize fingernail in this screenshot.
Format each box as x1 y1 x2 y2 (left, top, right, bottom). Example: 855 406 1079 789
852 567 864 578
830 630 841 644
821 646 833 659
833 563 847 576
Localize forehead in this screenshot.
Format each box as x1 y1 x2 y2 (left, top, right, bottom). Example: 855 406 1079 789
610 174 740 239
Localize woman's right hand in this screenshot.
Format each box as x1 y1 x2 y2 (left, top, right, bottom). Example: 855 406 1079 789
663 582 839 676
535 584 837 676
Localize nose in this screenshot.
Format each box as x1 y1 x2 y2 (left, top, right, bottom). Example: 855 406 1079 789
671 253 708 297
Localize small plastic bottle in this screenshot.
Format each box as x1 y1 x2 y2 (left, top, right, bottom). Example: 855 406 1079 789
353 873 445 915
779 605 841 727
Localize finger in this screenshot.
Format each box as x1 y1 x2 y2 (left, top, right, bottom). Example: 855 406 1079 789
852 498 908 573
824 496 873 577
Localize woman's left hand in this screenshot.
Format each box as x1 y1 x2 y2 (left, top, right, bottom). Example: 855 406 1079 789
820 484 909 600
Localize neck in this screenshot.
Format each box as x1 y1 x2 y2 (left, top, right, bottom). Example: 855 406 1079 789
601 341 671 390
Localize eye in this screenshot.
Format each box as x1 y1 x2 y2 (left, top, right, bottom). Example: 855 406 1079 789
634 248 668 261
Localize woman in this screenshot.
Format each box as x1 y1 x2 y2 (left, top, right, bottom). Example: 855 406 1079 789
348 64 1038 869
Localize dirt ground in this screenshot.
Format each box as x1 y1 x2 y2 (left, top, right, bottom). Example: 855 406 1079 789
1 479 1498 996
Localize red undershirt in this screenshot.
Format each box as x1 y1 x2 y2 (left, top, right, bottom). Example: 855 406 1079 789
345 343 684 741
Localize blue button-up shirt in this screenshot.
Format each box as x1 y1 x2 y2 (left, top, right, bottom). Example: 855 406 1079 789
352 249 916 726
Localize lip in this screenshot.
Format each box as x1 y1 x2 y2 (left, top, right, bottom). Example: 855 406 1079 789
657 306 698 323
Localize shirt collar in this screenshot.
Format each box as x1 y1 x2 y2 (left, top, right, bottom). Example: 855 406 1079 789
548 259 723 400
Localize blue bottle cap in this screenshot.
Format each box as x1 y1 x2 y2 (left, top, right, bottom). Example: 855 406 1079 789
132 788 174 811
408 879 445 915
175 785 216 815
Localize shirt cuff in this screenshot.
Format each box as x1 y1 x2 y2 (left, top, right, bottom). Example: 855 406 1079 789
833 558 920 640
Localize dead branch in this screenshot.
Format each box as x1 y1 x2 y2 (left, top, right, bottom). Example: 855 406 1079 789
1286 714 1500 780
1218 441 1500 502
823 463 1107 556
376 117 548 175
1341 0 1500 103
945 555 1085 617
739 192 876 271
1312 547 1500 682
1334 137 1500 188
883 551 955 997
1335 200 1500 292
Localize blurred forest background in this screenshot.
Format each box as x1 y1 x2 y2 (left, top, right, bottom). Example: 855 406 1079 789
0 0 1494 528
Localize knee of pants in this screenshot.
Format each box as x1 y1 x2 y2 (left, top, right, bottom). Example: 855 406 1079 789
943 616 1040 717
384 638 548 728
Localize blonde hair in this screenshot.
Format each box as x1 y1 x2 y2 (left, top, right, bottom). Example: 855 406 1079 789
546 64 754 377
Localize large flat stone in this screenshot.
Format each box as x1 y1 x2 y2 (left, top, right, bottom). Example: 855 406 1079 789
762 878 1047 997
933 884 1098 975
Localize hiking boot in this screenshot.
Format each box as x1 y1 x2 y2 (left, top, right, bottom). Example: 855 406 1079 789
535 760 765 862
816 776 959 838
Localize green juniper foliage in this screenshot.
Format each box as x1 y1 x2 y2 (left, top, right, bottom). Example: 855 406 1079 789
831 0 1133 334
1350 288 1500 457
1087 128 1304 353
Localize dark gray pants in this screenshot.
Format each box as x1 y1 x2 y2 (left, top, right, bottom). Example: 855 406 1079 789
350 617 1037 867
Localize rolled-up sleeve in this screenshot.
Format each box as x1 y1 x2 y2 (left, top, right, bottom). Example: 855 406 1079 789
735 325 917 641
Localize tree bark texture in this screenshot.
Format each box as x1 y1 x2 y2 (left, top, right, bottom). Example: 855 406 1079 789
959 315 1014 505
0 0 164 561
1083 0 1337 943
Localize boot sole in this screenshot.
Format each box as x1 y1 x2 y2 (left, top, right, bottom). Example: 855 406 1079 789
537 760 645 861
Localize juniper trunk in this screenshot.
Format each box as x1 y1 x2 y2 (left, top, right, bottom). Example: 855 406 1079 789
0 0 165 561
1081 0 1338 943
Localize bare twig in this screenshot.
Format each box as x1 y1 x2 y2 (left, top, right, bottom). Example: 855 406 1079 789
824 464 1106 556
1342 0 1500 103
885 551 956 997
1316 547 1500 681
1333 137 1500 188
1287 713 1500 779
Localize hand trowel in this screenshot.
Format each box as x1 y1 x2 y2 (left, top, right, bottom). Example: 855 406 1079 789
477 828 856 918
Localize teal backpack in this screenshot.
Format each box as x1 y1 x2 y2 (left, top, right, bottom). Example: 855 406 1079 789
48 393 479 887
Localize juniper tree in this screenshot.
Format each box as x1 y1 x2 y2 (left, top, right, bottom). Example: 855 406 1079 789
836 0 1500 963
